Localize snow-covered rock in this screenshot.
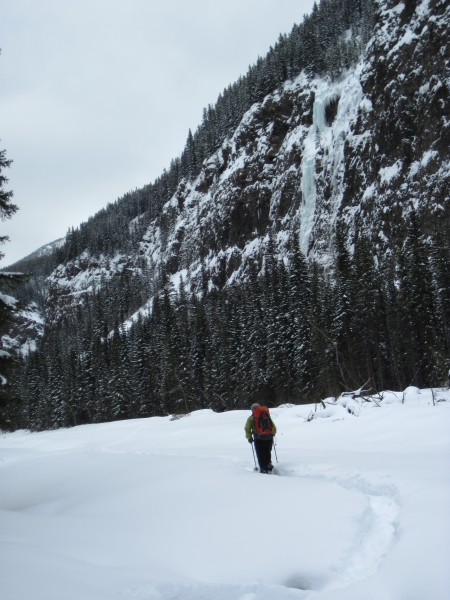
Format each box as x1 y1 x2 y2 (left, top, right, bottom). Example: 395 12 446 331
41 0 449 323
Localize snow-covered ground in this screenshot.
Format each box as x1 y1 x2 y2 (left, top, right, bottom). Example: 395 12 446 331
1 387 449 600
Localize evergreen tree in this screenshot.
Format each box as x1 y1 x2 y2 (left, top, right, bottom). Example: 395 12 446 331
398 211 437 387
429 228 450 369
350 236 386 387
0 142 23 430
330 226 355 388
288 235 316 398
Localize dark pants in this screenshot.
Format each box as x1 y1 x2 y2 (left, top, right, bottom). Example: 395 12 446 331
254 438 273 472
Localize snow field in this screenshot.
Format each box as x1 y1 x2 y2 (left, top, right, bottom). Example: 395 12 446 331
1 388 449 599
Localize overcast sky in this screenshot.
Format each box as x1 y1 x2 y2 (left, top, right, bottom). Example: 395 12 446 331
0 0 316 266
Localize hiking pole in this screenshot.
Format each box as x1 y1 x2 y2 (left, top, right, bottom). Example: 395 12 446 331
273 439 279 463
251 441 258 471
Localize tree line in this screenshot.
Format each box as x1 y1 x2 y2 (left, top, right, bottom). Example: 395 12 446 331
12 221 449 431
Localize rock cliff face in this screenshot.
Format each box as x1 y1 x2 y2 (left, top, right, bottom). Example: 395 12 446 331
341 0 449 245
41 0 449 324
1 302 44 357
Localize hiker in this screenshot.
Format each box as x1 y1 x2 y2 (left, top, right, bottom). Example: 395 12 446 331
245 402 277 473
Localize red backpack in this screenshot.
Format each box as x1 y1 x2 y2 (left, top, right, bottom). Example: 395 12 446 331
253 406 275 439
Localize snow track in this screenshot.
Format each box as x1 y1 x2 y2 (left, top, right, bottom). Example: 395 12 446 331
248 464 400 597
96 448 401 598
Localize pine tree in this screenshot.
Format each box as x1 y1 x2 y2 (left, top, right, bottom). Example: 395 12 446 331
309 261 339 397
350 236 387 387
429 228 450 365
288 235 316 399
331 226 355 388
170 277 192 413
0 143 23 430
398 211 437 387
378 255 405 390
262 232 284 401
0 147 18 247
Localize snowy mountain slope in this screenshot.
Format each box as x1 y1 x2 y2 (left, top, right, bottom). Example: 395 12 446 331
340 0 450 246
1 387 449 599
0 239 61 360
15 238 65 264
0 301 44 357
44 0 449 319
4 0 449 431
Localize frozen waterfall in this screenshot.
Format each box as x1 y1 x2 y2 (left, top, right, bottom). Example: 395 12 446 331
298 70 366 257
299 83 330 255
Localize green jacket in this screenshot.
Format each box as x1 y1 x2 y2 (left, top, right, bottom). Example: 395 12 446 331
245 414 277 440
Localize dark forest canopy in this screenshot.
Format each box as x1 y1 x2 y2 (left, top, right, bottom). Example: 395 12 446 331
14 225 450 431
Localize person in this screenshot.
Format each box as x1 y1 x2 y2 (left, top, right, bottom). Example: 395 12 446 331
245 402 277 473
